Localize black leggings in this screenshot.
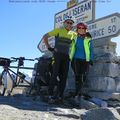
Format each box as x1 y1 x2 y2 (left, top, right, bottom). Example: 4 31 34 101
71 58 89 96
48 52 69 97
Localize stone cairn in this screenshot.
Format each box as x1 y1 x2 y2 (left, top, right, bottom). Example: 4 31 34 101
87 38 120 100
66 38 120 107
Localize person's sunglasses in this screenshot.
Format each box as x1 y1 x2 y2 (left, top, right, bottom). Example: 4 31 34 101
78 27 86 29
66 21 73 25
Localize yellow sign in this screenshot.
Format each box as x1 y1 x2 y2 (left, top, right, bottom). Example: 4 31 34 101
67 0 78 8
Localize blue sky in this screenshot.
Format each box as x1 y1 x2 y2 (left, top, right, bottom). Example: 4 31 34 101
0 0 120 74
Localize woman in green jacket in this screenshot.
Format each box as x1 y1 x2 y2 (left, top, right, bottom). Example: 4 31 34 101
70 23 94 105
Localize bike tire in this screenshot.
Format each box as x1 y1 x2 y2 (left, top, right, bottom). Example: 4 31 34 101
0 71 7 96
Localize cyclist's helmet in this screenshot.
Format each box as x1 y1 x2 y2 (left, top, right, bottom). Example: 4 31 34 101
64 16 75 24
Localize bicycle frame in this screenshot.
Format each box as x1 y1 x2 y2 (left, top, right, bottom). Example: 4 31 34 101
8 66 34 86
8 67 32 86
0 57 34 96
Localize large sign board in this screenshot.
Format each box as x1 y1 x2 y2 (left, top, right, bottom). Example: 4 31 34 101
38 13 120 52
54 0 95 28
89 13 120 40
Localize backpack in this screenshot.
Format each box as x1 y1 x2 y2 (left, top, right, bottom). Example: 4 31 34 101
34 57 53 86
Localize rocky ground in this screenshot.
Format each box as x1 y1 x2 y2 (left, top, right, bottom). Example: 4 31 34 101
0 88 120 120
0 95 86 120
0 83 120 120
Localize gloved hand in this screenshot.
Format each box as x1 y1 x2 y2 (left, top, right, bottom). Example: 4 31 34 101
86 32 92 38
89 60 93 66
48 47 54 52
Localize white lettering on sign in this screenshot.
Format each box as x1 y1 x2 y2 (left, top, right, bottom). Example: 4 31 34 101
38 13 120 53
88 13 120 40
55 0 95 28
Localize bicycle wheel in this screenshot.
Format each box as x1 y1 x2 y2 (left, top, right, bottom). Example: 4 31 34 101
0 70 7 96
0 70 14 96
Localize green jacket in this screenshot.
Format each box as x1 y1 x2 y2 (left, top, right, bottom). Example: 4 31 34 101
48 28 77 55
69 33 91 61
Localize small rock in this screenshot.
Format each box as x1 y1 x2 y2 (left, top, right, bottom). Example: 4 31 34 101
81 108 120 120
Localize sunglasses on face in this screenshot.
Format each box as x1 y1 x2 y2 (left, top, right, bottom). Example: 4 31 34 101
66 21 73 25
78 27 86 29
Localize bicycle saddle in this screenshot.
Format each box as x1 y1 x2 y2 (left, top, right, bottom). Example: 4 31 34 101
0 57 11 67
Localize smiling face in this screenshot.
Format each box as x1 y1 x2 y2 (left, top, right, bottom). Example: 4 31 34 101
64 20 74 31
76 23 88 36
77 26 87 35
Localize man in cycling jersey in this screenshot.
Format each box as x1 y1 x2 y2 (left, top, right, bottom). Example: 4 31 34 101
42 17 76 103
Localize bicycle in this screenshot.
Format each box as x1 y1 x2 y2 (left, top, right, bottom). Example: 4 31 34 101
0 57 34 96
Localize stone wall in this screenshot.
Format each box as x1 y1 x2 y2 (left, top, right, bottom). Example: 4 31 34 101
87 38 120 93
66 38 120 99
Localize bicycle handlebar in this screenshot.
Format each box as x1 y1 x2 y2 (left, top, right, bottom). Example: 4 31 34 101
34 58 40 61
24 58 35 61
11 57 35 61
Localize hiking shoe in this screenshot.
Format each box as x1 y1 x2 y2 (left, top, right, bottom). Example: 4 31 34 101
74 95 80 106
57 97 63 104
48 96 56 104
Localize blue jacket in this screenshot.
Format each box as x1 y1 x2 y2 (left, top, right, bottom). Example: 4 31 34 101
74 36 94 60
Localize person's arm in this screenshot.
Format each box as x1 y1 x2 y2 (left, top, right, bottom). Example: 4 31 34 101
86 32 92 38
90 40 94 60
89 40 94 66
43 33 50 49
43 28 59 50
